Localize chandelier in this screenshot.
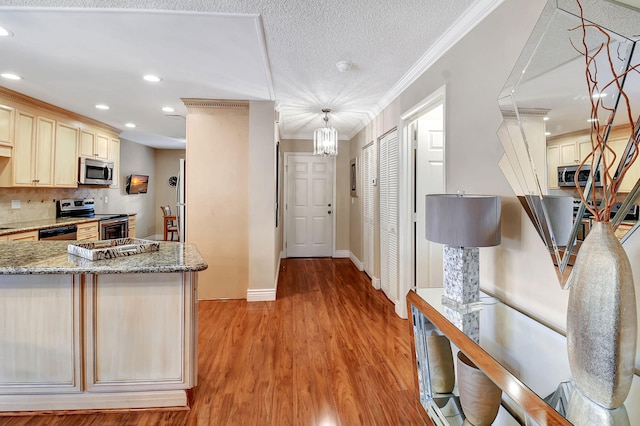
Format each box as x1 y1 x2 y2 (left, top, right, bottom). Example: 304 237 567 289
313 109 338 157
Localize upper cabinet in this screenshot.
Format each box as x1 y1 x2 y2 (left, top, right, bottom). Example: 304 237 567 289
80 130 109 160
0 86 121 188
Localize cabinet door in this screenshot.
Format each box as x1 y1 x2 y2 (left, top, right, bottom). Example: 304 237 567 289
128 215 136 238
95 134 109 160
34 116 55 186
54 122 79 187
7 230 39 241
547 145 560 189
0 104 14 146
109 137 120 188
79 130 95 158
0 274 81 394
13 111 35 186
84 273 194 392
76 221 99 240
559 142 577 165
577 139 592 163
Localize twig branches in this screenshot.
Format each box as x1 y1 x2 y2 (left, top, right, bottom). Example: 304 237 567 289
570 0 640 222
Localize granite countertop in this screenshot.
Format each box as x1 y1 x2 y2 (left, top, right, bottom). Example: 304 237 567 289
0 240 207 274
0 217 102 236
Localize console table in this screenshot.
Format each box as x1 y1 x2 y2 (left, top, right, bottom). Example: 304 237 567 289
408 288 629 425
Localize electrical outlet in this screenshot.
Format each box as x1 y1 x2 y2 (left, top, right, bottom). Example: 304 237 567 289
104 196 109 204
11 200 20 209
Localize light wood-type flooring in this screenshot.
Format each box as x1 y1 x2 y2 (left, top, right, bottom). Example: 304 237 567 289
0 258 429 425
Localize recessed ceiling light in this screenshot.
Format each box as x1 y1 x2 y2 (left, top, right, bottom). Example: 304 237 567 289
545 131 551 136
125 123 136 128
95 104 110 110
0 26 12 37
162 106 175 113
587 118 599 123
1 73 21 80
543 116 550 121
143 74 162 82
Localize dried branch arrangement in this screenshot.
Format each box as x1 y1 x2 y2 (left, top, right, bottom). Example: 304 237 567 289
571 0 640 222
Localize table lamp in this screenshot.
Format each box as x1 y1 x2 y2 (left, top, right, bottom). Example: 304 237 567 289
425 194 501 342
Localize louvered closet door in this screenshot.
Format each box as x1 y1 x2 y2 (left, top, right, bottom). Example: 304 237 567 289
379 130 399 303
363 143 375 278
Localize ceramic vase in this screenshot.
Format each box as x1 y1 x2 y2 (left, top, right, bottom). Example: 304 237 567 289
427 333 455 393
566 221 637 409
457 351 502 426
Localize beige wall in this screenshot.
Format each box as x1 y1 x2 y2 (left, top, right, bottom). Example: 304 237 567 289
348 0 572 330
279 139 350 253
154 148 185 237
185 102 250 300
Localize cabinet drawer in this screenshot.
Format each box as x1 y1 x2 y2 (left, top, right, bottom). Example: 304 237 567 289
8 230 39 241
77 222 99 241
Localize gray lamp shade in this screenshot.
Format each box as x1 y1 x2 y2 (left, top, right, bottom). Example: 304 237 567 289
425 194 501 247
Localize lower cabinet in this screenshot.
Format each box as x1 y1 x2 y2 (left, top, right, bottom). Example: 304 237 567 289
0 272 197 411
76 221 99 240
0 274 81 395
7 230 39 241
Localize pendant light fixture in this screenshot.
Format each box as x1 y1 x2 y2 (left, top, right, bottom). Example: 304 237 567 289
313 109 338 157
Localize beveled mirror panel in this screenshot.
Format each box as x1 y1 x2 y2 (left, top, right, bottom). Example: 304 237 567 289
498 0 640 286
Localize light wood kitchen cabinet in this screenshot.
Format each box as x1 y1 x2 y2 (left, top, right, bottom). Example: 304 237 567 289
0 274 81 395
80 130 108 160
76 221 99 240
109 137 120 188
547 145 560 188
128 215 136 238
7 230 39 241
54 122 79 188
0 104 14 148
14 114 54 187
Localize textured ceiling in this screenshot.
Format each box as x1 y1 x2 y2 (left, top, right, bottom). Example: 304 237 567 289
0 0 501 148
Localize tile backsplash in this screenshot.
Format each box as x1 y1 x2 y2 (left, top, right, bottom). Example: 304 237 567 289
0 187 109 224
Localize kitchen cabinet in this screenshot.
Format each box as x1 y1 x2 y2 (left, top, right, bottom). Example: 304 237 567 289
128 214 136 238
54 122 79 188
7 230 39 241
76 221 99 240
0 87 121 188
547 145 560 189
80 130 109 160
0 274 81 395
0 104 14 148
13 114 54 187
109 137 120 188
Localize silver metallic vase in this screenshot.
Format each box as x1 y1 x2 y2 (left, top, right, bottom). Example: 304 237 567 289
566 221 637 409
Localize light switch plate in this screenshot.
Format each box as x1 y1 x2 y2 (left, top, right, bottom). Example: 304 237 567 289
11 200 20 209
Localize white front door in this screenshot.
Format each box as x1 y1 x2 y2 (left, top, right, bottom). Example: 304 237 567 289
285 154 334 257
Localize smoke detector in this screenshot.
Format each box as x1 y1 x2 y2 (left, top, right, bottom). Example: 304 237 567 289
336 61 352 72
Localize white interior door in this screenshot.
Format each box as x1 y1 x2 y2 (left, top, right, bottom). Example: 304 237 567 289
415 103 445 288
363 143 375 278
379 130 399 302
286 154 334 257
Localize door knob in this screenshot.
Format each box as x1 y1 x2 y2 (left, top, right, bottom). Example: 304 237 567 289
328 203 332 207
328 211 332 214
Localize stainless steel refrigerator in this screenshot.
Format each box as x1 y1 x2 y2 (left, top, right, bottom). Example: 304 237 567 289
176 159 186 242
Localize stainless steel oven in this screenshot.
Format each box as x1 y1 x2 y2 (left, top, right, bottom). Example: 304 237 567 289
100 216 129 240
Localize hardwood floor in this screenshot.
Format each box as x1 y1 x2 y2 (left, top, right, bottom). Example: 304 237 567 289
0 258 428 425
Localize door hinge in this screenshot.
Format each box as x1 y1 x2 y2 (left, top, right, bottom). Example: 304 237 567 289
412 212 418 222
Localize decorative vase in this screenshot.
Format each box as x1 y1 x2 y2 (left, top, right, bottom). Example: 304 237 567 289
427 333 455 394
567 388 630 426
566 221 637 409
456 351 502 426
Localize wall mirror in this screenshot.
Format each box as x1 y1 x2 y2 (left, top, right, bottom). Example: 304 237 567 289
498 0 640 286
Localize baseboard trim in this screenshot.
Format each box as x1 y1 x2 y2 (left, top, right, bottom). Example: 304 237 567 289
333 250 349 258
349 252 364 271
0 390 187 412
372 276 381 290
247 288 276 302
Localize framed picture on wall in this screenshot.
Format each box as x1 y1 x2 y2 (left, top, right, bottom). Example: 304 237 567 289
350 157 358 197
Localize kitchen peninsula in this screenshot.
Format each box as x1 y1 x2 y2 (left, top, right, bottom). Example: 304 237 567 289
0 240 207 413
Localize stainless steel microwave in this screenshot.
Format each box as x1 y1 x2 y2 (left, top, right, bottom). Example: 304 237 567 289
557 164 602 187
79 157 114 185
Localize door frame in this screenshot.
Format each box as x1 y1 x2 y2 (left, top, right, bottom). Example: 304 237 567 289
397 85 447 318
362 141 376 283
283 152 337 258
